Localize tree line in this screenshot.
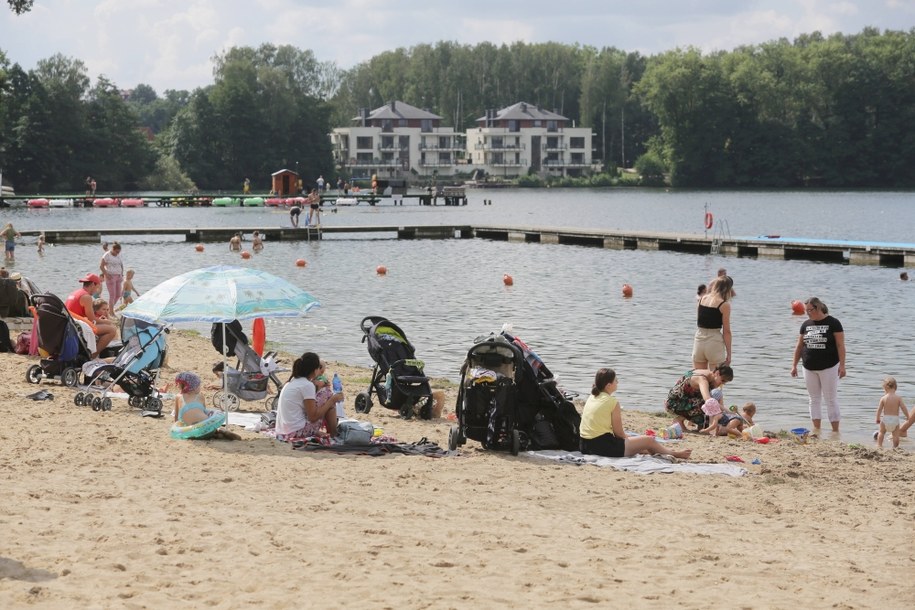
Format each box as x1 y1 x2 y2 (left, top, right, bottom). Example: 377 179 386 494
1 27 914 192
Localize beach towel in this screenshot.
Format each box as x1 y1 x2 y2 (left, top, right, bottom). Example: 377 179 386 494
292 437 447 457
525 450 747 477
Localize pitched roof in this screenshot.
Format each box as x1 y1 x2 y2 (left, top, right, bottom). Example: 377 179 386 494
476 102 567 122
354 100 442 121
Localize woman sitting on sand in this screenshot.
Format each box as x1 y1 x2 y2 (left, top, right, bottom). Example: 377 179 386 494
665 365 734 432
580 368 692 460
274 352 343 441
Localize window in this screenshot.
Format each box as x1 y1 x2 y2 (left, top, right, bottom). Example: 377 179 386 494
491 136 503 149
508 120 519 132
356 136 373 149
547 120 558 132
382 119 393 132
421 119 433 132
381 136 394 149
570 137 585 149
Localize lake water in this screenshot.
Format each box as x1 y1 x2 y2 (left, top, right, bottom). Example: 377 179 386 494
4 188 915 446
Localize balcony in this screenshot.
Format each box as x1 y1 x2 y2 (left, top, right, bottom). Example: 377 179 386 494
378 143 408 152
543 143 568 152
420 142 466 151
474 142 525 151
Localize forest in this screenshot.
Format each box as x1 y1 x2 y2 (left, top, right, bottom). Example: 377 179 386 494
1 26 914 192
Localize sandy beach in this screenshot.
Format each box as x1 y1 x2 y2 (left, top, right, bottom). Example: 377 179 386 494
1 330 913 609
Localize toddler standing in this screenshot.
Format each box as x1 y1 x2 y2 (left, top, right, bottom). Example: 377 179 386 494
121 269 138 308
875 377 909 448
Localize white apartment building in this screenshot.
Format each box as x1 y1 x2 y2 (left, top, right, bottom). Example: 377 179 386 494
467 102 596 178
329 100 466 180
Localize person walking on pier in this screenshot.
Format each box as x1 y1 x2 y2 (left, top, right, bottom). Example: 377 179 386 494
243 178 251 194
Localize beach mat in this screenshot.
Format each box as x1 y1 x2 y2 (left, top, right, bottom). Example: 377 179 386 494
291 437 448 457
526 450 746 476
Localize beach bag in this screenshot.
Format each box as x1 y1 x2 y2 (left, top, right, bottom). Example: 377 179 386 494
14 331 30 354
59 324 79 361
337 420 374 445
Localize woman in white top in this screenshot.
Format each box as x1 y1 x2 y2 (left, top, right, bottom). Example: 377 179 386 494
99 241 125 308
275 352 343 440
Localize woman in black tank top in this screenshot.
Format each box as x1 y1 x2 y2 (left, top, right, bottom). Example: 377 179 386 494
691 275 733 370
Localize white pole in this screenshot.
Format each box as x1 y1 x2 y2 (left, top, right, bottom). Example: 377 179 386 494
222 322 229 427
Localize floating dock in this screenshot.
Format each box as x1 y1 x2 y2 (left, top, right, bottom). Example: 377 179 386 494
14 225 915 267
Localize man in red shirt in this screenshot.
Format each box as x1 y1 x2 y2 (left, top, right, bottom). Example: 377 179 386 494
65 273 117 357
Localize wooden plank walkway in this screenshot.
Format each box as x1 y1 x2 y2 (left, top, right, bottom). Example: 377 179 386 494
14 225 915 267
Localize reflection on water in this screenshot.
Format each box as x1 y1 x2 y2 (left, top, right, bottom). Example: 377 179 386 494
4 190 915 446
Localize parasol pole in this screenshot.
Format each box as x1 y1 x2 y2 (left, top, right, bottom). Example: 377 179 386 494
222 322 229 427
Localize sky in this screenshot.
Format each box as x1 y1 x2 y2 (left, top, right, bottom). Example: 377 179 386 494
2 0 915 94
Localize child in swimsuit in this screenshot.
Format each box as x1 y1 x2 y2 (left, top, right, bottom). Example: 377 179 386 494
121 269 137 307
173 371 209 425
875 377 908 448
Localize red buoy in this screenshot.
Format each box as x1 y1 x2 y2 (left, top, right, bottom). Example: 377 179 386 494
791 300 805 315
503 274 513 286
195 244 204 252
241 250 251 259
622 284 633 297
376 265 387 275
295 258 307 267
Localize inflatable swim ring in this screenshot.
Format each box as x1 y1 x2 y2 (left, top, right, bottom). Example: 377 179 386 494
170 410 227 440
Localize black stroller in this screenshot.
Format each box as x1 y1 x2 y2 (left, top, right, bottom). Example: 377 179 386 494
26 293 101 387
354 315 433 419
76 318 169 413
449 330 581 455
211 320 285 411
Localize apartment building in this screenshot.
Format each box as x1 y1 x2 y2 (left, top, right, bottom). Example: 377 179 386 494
467 102 595 179
329 100 466 180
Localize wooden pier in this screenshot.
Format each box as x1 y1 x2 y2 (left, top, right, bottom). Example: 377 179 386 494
14 225 915 267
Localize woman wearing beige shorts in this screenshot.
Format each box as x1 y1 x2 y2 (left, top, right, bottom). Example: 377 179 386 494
692 275 733 369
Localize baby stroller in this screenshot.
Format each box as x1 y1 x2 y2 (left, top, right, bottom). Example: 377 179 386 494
211 320 284 411
76 318 169 413
26 293 97 387
449 330 581 455
354 315 433 419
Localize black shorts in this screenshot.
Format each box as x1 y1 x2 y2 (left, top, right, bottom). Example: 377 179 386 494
580 433 625 458
290 206 301 217
310 203 319 211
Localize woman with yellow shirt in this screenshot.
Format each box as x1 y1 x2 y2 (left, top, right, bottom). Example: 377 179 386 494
580 368 692 459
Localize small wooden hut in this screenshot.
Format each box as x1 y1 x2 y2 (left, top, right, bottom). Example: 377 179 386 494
271 169 300 196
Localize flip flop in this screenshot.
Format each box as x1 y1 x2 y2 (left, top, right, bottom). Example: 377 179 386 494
724 455 745 462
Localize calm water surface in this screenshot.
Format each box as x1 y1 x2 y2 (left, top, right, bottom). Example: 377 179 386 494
3 189 914 446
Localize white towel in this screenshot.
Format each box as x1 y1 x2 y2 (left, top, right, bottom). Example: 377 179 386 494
73 319 97 354
525 450 747 477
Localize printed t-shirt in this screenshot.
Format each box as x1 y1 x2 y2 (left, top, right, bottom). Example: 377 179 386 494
800 315 844 370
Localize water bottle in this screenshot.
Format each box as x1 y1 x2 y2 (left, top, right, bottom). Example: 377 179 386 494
332 373 344 419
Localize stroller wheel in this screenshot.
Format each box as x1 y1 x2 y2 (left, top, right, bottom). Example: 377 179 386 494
213 391 240 412
26 365 43 384
128 396 139 408
265 394 278 412
62 368 80 388
354 392 372 414
92 396 102 412
74 392 84 406
510 429 521 456
448 425 460 451
148 397 163 414
101 397 112 412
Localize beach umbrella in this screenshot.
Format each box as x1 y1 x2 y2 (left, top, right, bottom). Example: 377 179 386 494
121 265 319 416
120 265 319 324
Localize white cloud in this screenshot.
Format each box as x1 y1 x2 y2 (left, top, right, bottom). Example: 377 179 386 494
1 0 913 92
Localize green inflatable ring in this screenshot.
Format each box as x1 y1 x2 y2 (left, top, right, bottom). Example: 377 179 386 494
170 410 227 440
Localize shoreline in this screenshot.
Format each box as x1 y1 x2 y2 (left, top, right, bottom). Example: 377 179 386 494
2 331 914 608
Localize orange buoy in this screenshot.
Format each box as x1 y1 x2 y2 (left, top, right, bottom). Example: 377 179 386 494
704 212 714 230
195 244 204 252
791 300 805 315
295 258 307 267
503 274 514 286
241 250 251 259
252 318 265 356
622 283 633 297
376 265 387 275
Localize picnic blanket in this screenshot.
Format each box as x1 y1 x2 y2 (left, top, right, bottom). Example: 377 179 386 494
526 450 747 477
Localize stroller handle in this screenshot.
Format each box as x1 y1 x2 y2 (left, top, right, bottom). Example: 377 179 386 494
360 315 389 337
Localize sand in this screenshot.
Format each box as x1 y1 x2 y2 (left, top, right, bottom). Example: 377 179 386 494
1 330 913 609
